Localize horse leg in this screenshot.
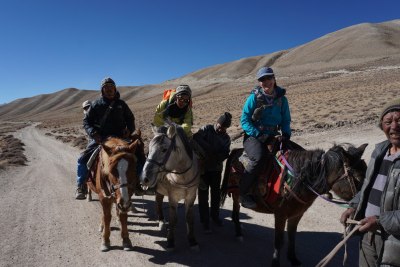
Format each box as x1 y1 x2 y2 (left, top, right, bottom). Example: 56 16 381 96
87 187 92 201
155 193 167 230
271 215 286 267
166 199 178 251
185 194 199 250
118 210 133 251
100 199 112 252
232 193 243 241
287 215 303 266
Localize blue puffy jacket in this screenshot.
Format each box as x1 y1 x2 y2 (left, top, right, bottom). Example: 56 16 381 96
241 86 291 138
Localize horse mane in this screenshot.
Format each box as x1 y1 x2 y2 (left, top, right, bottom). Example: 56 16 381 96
175 126 193 160
288 149 328 193
289 144 351 195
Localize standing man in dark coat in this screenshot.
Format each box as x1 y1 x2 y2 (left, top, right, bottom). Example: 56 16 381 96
193 112 232 232
340 98 400 266
75 77 135 199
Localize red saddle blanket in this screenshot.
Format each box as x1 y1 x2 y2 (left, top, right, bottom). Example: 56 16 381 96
228 151 289 205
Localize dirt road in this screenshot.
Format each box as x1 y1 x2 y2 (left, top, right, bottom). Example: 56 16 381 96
0 125 384 267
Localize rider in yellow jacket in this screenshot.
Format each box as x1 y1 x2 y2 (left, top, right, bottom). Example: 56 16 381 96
153 85 193 137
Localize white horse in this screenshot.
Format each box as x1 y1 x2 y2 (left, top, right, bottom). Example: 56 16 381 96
140 124 200 251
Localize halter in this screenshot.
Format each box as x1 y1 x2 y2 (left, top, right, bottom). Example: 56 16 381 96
277 148 357 207
99 147 135 212
146 133 193 175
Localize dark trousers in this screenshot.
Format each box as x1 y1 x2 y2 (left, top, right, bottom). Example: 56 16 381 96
198 171 222 226
241 136 267 195
359 232 386 267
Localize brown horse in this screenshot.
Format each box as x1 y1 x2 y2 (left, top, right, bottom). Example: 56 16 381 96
87 134 142 252
220 141 367 267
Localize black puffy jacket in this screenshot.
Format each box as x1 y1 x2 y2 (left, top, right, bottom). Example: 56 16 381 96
83 94 135 139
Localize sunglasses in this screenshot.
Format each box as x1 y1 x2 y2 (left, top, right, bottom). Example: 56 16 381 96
258 76 275 82
177 96 190 104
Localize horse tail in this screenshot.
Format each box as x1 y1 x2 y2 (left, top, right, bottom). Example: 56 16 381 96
220 148 243 207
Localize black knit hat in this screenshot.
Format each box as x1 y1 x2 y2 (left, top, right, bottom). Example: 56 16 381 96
217 112 232 128
101 77 116 89
379 98 400 129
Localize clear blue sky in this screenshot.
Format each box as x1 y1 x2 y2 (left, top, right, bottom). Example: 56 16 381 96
1 0 399 104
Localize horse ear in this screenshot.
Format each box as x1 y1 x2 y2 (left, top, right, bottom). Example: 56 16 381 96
151 123 159 134
130 129 142 141
102 143 113 155
130 129 141 138
356 143 368 157
167 124 176 138
128 139 139 153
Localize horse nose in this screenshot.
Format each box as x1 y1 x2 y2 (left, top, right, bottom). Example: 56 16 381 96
143 178 150 185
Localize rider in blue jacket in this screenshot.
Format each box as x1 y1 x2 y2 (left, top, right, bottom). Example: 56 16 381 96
240 67 291 208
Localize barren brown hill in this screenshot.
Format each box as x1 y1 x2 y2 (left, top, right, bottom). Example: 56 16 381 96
1 19 400 142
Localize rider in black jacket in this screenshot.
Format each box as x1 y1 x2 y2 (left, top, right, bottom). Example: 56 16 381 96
75 77 136 199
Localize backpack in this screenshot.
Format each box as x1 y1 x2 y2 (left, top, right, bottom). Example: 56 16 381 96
163 88 176 101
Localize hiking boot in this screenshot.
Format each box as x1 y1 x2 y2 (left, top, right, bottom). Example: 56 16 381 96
75 186 86 200
240 194 257 209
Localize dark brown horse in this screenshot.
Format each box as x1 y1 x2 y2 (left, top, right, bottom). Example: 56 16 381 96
87 134 142 252
220 141 367 267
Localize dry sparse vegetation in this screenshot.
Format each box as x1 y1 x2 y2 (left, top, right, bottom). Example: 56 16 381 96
0 122 29 169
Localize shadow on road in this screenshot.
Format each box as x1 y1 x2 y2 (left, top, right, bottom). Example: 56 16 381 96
127 198 359 267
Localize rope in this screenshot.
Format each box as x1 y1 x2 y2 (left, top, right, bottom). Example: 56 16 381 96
316 219 361 267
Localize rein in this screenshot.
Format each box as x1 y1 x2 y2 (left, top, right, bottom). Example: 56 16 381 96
316 219 361 267
276 148 355 208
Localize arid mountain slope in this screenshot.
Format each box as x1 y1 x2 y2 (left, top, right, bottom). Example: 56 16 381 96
1 19 399 142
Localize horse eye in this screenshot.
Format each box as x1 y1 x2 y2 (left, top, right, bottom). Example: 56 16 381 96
161 148 167 153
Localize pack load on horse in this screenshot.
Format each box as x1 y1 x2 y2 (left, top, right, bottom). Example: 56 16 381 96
140 123 200 251
220 139 368 267
86 133 143 251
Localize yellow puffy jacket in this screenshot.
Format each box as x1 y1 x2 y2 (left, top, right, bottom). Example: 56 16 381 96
153 91 193 137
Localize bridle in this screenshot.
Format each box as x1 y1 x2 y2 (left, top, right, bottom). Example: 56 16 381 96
146 133 193 175
145 133 198 188
279 148 359 206
99 148 135 213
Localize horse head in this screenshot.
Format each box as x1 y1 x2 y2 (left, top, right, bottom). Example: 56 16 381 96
100 137 140 212
327 143 368 201
140 123 194 188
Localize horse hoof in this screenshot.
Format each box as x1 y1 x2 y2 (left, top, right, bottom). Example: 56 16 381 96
100 243 110 252
159 221 168 231
123 240 133 251
123 245 133 251
98 225 104 232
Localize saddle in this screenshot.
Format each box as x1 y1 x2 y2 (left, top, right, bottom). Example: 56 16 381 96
228 140 300 206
